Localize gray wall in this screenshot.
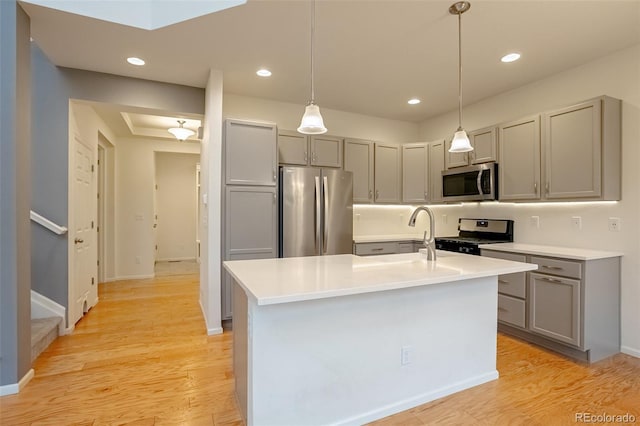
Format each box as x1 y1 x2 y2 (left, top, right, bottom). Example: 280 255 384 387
1 1 32 386
30 45 205 321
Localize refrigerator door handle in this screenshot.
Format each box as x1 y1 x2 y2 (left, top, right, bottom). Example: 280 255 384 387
315 176 321 255
323 175 329 254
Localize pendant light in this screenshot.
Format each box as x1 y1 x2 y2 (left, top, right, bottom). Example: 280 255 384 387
168 120 195 141
298 0 327 135
448 1 473 153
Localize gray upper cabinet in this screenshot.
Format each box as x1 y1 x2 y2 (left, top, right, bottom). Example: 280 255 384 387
498 115 541 201
344 139 374 203
402 143 429 203
445 126 497 169
225 119 277 186
278 130 343 168
278 130 308 165
374 143 402 203
428 140 445 203
310 135 343 168
542 96 621 201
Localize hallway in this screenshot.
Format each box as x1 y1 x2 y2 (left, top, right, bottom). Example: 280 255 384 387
0 274 241 425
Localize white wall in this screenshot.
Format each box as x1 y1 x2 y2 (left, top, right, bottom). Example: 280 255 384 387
115 137 200 279
200 69 224 335
224 94 420 144
356 44 639 357
155 152 199 261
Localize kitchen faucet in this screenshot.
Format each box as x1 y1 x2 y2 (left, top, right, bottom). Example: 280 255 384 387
408 206 436 261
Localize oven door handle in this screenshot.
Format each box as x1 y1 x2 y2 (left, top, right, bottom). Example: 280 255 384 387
476 170 484 195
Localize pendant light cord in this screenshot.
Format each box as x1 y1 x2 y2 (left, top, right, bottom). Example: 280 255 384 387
310 0 316 105
457 10 463 130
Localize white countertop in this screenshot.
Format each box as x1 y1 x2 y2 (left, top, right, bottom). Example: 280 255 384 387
478 243 623 260
353 234 424 243
223 251 537 306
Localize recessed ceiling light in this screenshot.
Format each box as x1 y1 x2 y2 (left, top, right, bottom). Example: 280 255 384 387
408 98 421 105
256 69 272 77
127 57 145 66
501 53 521 63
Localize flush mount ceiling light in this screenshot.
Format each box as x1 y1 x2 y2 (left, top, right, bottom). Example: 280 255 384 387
127 57 145 66
408 98 421 105
298 0 327 135
168 120 195 141
501 52 521 63
257 69 272 77
448 1 473 153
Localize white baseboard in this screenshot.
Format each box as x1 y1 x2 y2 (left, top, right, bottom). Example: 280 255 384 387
621 345 640 358
63 324 75 335
114 274 155 281
31 290 66 333
199 300 223 336
335 371 499 426
0 368 34 396
157 257 197 262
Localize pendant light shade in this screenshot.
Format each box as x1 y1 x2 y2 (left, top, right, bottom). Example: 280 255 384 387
448 1 473 153
298 0 327 135
168 120 195 141
298 103 327 134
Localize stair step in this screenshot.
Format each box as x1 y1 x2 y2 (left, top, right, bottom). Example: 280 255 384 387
31 317 62 362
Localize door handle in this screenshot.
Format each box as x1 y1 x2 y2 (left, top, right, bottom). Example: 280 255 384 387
314 176 321 255
74 238 84 244
323 175 329 254
476 170 484 195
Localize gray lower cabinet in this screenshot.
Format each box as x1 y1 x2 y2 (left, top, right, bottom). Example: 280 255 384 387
482 248 620 363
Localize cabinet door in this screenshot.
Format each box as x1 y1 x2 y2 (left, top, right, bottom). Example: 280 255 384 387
278 130 308 165
311 135 343 168
543 99 602 199
428 140 445 203
225 120 277 186
498 115 541 200
344 139 374 203
374 143 401 203
225 186 278 257
445 138 469 169
469 126 497 165
402 143 429 203
529 272 581 347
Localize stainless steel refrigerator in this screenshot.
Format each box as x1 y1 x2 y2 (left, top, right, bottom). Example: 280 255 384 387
279 166 353 257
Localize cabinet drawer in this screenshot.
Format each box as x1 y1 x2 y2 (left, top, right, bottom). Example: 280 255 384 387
397 242 417 253
481 250 526 263
354 242 398 256
497 272 526 299
498 294 526 328
530 256 581 279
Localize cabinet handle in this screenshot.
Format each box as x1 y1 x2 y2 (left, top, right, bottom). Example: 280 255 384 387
273 168 277 182
304 151 308 162
498 279 509 284
541 265 563 271
424 191 428 200
534 182 538 193
540 277 563 283
371 247 384 252
375 190 379 200
498 307 509 313
545 182 549 195
368 189 373 199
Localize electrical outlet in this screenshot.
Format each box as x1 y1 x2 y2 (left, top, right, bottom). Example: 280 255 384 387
530 216 540 228
608 217 621 232
401 345 413 366
571 216 582 230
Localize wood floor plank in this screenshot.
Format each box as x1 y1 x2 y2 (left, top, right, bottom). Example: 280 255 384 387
1 273 638 426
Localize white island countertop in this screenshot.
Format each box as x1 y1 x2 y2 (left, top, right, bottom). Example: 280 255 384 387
223 251 537 306
478 242 623 260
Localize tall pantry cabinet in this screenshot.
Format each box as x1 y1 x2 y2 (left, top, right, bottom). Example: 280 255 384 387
222 119 278 320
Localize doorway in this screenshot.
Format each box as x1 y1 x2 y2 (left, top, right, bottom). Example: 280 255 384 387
153 152 200 276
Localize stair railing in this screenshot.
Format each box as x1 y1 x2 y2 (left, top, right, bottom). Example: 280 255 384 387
30 210 68 235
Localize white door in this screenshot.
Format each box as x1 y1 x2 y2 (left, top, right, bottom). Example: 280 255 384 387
71 135 96 325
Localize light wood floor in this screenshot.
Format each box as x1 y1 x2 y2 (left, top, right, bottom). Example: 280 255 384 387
2 274 639 425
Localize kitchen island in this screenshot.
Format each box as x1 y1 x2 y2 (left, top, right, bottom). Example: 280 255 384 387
224 251 537 425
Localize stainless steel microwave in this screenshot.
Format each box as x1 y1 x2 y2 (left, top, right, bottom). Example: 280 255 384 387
442 163 498 202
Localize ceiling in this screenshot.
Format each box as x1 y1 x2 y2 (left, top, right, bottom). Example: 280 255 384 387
22 0 640 125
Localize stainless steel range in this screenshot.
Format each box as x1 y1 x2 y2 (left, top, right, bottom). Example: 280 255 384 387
435 218 514 255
